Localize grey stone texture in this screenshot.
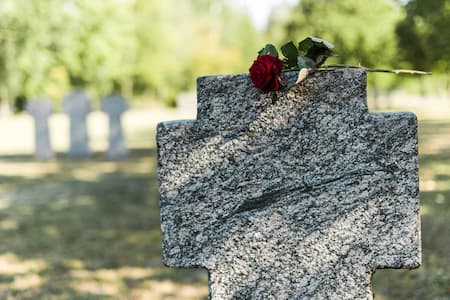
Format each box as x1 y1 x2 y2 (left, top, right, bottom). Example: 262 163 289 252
101 94 128 159
63 91 92 158
27 98 54 160
157 69 421 299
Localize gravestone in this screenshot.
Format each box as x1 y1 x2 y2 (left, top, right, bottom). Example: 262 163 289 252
26 98 54 159
157 69 421 299
101 94 128 159
63 91 92 158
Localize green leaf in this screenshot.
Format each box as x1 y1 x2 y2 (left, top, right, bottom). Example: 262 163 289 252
298 38 315 55
297 56 315 69
280 41 298 68
297 36 334 67
258 44 279 57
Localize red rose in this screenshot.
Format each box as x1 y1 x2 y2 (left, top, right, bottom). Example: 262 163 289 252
249 54 283 92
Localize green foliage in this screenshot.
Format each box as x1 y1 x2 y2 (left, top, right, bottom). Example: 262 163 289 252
0 0 261 108
280 41 298 67
258 44 279 57
1 0 445 108
281 37 334 70
276 0 404 89
280 0 403 67
297 36 334 67
396 0 450 74
122 0 261 101
257 37 334 71
0 0 138 104
258 36 334 71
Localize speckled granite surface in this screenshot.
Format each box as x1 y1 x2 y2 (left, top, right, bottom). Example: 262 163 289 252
156 69 421 299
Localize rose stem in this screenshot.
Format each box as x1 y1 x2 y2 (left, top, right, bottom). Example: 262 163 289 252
319 64 432 75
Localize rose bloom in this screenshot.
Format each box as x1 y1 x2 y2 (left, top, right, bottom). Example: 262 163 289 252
249 54 283 92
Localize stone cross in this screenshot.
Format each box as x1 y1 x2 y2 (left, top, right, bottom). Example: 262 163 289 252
26 98 54 160
101 94 128 159
157 69 421 299
63 91 92 158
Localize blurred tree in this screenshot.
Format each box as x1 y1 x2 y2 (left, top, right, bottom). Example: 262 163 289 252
56 0 138 97
271 0 405 105
0 0 261 110
0 0 137 109
396 0 449 74
133 0 261 105
280 0 403 68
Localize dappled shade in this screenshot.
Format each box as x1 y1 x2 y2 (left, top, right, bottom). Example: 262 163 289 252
0 149 208 299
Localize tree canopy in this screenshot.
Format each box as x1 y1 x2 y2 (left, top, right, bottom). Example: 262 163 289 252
270 0 448 91
396 0 450 73
278 0 403 69
0 0 261 108
0 0 447 111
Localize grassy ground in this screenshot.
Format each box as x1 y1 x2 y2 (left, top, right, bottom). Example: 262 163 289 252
0 147 208 300
0 104 449 299
372 119 450 300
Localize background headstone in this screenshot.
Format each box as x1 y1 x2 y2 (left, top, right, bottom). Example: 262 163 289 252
26 98 54 159
63 91 92 158
101 94 128 159
157 69 421 299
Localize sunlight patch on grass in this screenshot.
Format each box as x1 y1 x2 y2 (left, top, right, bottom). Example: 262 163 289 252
419 137 450 155
420 205 432 216
420 166 450 192
0 219 18 230
64 259 85 269
71 163 118 181
68 266 209 299
70 267 155 281
420 180 436 192
70 267 154 296
71 279 120 296
142 279 208 300
11 273 44 290
118 158 157 175
70 268 146 296
0 253 47 276
0 162 61 178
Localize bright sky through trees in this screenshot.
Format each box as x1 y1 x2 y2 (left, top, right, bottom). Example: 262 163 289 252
226 0 298 29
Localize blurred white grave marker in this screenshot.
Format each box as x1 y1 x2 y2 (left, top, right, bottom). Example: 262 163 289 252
63 91 92 158
27 98 54 159
101 94 128 159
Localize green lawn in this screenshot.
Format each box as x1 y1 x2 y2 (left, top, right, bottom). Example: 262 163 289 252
372 119 450 300
0 119 448 299
0 145 208 299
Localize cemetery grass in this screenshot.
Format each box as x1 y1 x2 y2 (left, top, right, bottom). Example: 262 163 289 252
0 119 448 299
0 137 208 299
372 119 450 300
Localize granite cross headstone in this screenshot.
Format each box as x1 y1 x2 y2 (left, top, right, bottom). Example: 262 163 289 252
101 94 128 159
63 91 92 158
157 69 421 299
27 98 54 160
